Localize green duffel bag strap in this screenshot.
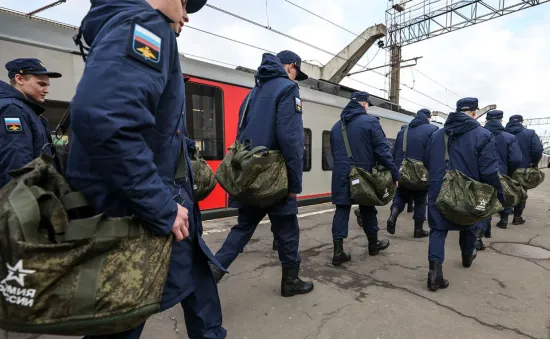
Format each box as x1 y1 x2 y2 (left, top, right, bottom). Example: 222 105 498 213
444 133 451 170
232 143 270 164
403 126 409 157
341 119 355 166
174 137 189 182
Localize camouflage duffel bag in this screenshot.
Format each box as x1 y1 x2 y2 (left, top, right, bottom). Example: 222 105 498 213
0 155 172 336
190 150 217 202
215 139 288 208
499 174 528 208
436 170 503 226
512 167 545 190
350 165 396 206
398 158 429 191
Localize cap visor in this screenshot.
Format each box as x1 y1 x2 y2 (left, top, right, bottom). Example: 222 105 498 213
26 70 62 78
295 70 308 81
45 72 62 78
187 0 207 14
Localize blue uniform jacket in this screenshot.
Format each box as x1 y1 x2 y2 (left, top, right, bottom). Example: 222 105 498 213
0 81 54 188
505 121 544 168
423 112 502 230
391 113 438 170
484 120 522 176
330 101 399 205
228 53 304 215
66 0 224 311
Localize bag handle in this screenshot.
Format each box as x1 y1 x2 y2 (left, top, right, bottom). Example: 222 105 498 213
64 213 144 242
340 120 355 165
444 133 451 169
403 126 409 155
237 91 253 139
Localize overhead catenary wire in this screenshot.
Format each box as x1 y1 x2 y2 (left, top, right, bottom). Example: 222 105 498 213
185 26 276 54
203 3 454 110
412 68 460 97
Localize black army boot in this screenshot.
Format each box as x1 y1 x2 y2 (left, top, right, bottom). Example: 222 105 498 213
332 239 351 266
462 248 477 268
512 214 526 225
413 220 429 238
354 208 363 228
484 222 492 238
209 262 225 284
427 261 449 291
272 238 278 251
366 233 390 256
386 206 400 234
475 229 486 251
496 214 509 229
281 265 314 297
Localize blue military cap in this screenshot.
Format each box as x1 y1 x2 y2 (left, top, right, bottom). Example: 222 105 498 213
456 97 479 111
5 58 61 79
486 110 503 120
509 114 523 122
186 0 208 14
350 91 373 106
276 50 308 81
417 108 431 118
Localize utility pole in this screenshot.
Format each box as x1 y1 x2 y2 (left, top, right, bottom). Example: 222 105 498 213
388 45 401 105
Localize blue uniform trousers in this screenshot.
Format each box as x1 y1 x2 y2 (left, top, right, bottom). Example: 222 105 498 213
82 254 226 339
391 188 427 221
428 228 476 263
332 204 379 240
215 208 301 269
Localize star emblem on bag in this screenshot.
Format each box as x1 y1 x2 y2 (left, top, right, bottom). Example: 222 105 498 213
1 260 36 287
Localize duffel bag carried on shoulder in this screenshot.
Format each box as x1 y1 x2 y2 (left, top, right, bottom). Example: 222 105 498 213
499 174 528 208
398 127 429 191
341 121 396 206
215 92 288 208
190 149 217 202
0 154 172 336
512 167 545 190
435 134 503 225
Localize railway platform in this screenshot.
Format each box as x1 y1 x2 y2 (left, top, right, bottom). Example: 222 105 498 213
3 170 550 339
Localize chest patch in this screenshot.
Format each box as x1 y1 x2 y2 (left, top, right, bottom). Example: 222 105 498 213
128 22 163 72
295 97 302 114
4 117 22 133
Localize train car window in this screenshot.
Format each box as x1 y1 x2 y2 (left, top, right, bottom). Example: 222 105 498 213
185 83 224 160
322 130 333 170
303 128 312 172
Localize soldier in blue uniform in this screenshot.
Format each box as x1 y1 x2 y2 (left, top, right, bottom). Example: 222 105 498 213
209 50 314 298
67 0 228 338
386 108 438 238
475 110 522 250
423 98 504 292
0 58 62 188
505 114 544 225
329 92 399 266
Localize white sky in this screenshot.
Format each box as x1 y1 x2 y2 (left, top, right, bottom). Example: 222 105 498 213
2 0 549 138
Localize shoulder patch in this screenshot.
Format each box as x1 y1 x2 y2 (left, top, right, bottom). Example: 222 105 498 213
295 97 302 114
127 21 163 72
4 117 23 133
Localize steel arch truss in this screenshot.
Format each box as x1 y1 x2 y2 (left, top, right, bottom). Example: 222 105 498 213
386 0 550 48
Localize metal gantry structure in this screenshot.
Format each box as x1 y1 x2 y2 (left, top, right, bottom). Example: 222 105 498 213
524 117 550 126
384 0 550 106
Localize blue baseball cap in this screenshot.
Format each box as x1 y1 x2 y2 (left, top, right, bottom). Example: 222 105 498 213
350 91 373 106
5 58 61 79
486 110 503 120
276 50 308 81
509 114 523 122
187 0 208 14
456 97 479 111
